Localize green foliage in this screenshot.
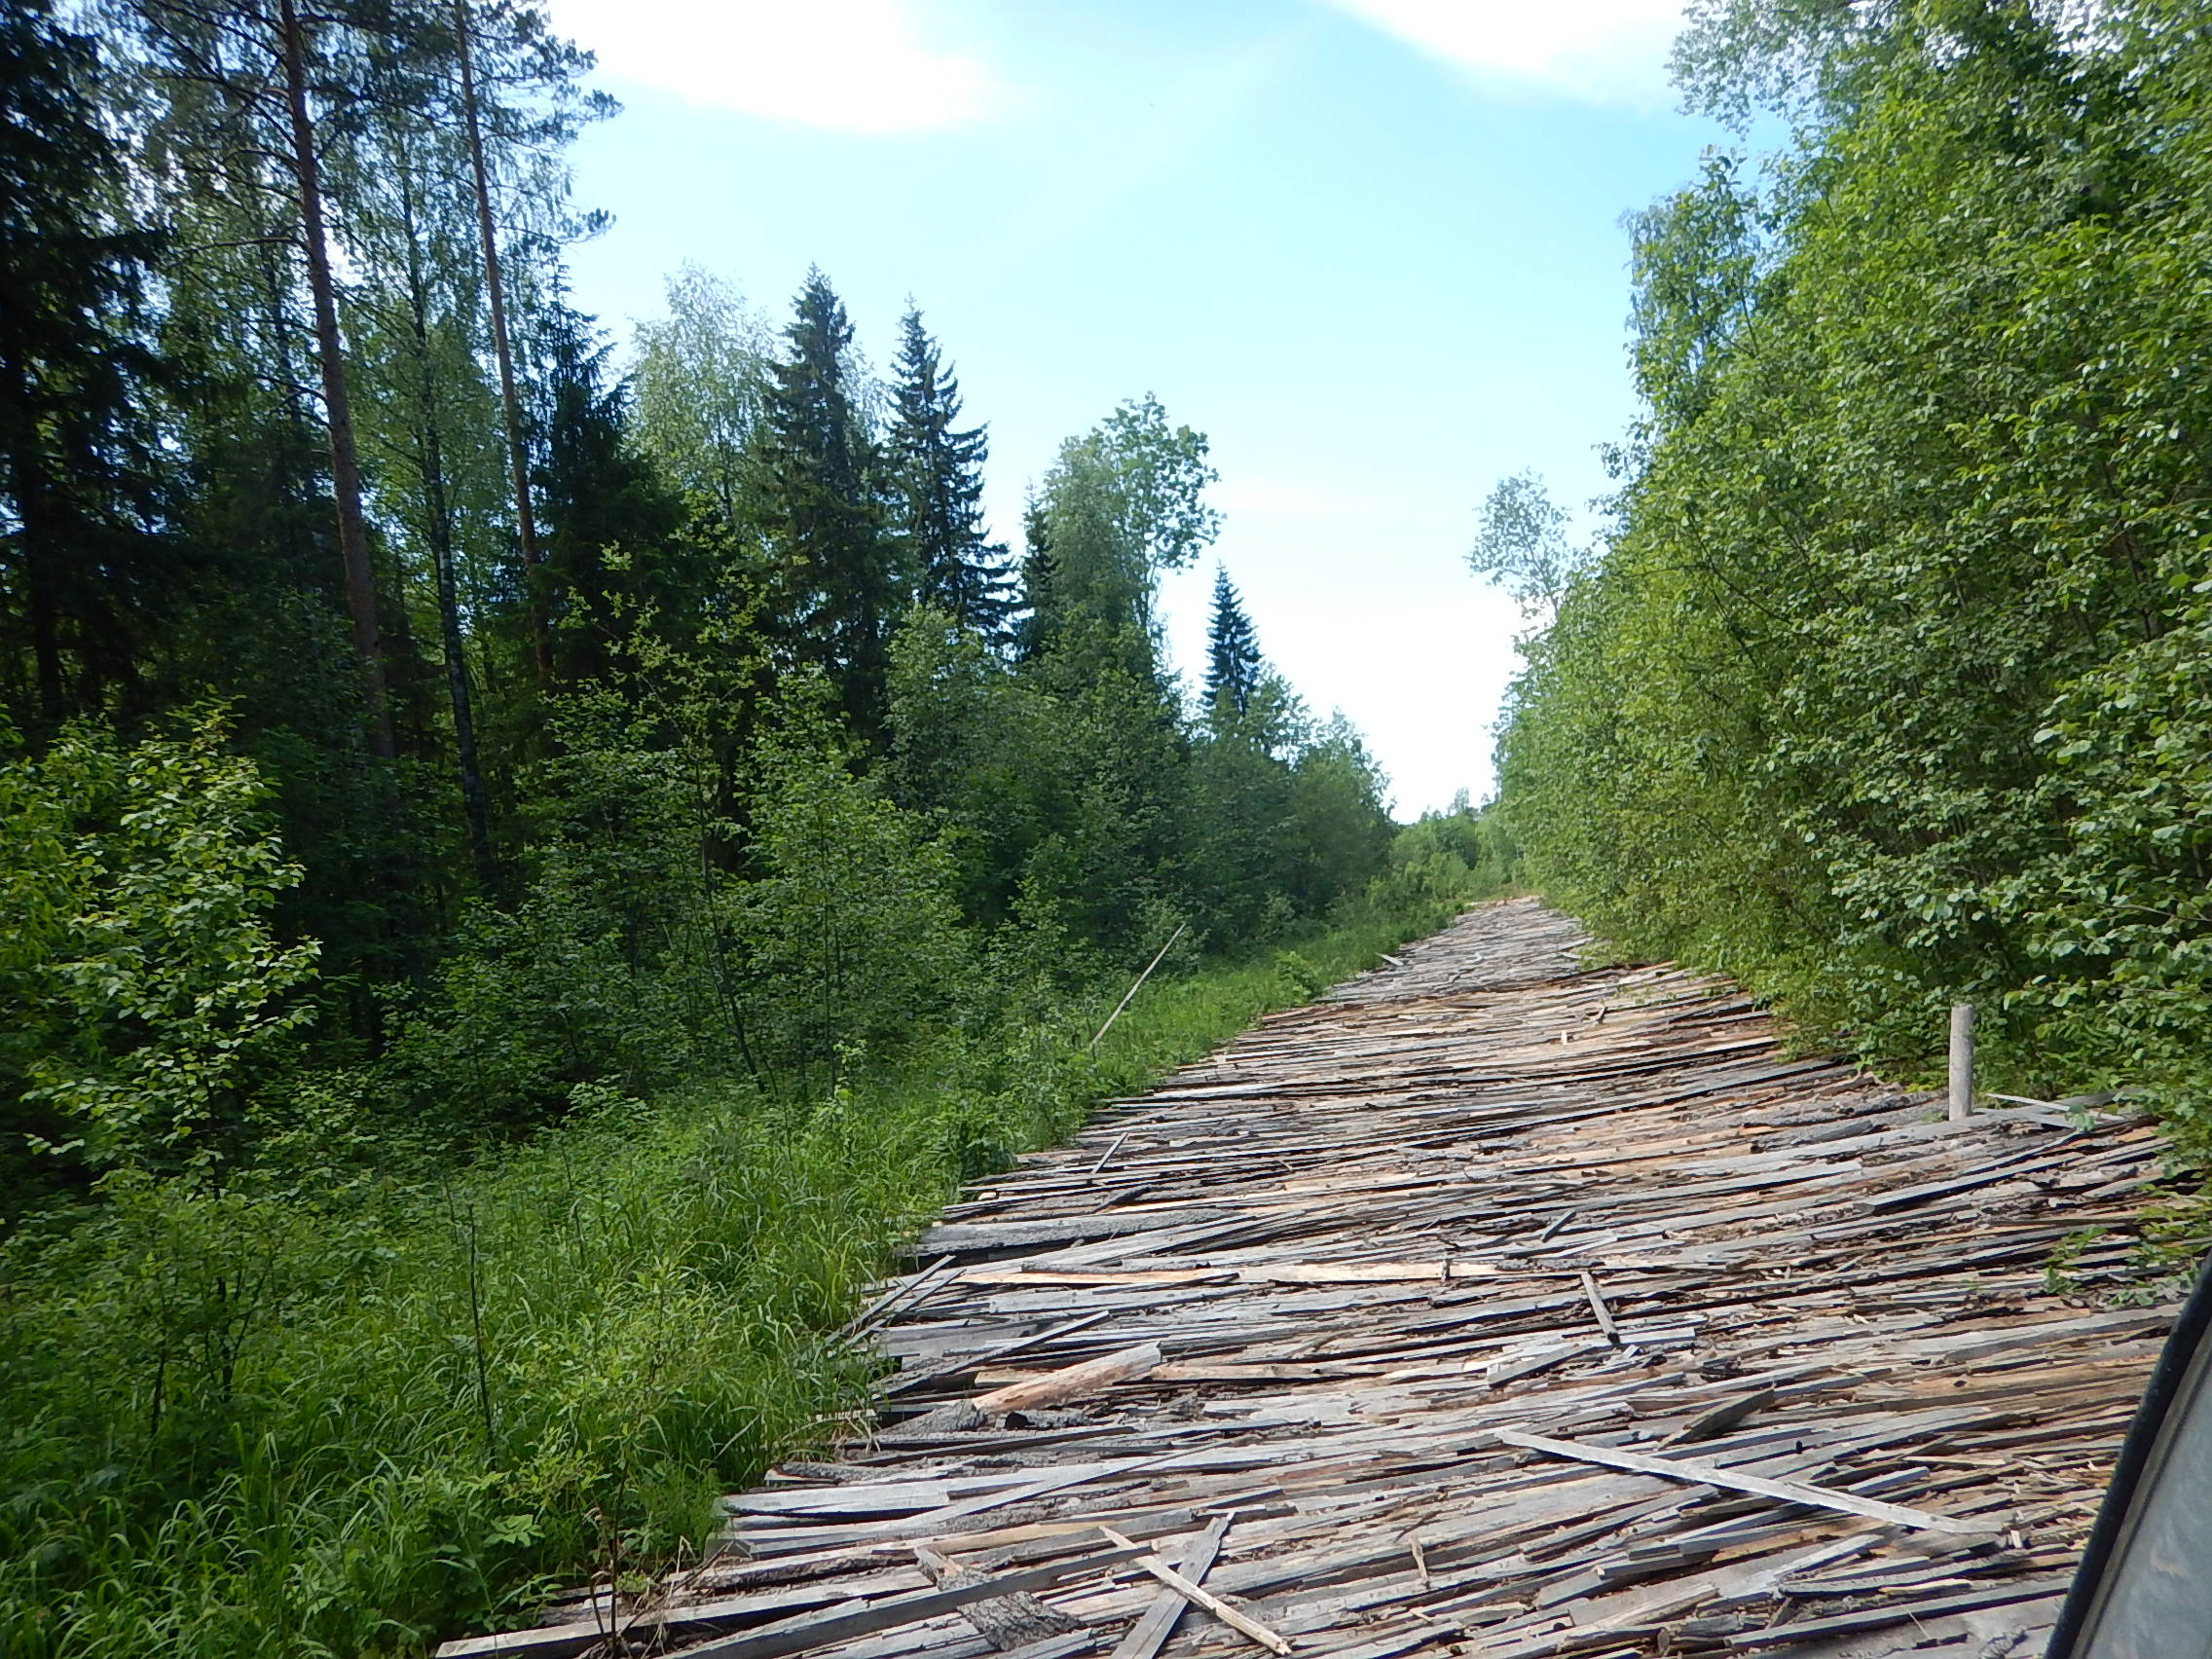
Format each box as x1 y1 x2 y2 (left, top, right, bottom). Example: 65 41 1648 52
1468 471 1580 611
0 1090 903 1659
629 264 774 524
1202 565 1262 720
0 881 1477 1659
1023 394 1220 660
1497 0 2212 1155
756 270 895 744
887 309 1011 638
1368 796 1520 934
732 736 971 1082
0 711 317 1184
0 0 176 725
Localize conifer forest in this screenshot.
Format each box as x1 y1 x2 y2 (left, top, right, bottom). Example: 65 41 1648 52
6 0 2212 1653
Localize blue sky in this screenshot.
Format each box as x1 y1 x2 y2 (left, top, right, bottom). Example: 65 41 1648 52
545 0 1727 816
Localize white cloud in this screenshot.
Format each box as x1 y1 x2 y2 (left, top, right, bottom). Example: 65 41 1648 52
548 0 999 132
1317 0 1688 105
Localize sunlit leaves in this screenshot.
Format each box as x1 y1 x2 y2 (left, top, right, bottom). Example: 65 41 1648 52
1502 0 2212 1126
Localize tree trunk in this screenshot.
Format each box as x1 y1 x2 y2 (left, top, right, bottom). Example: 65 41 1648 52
418 384 498 889
276 0 394 757
454 0 550 680
399 279 498 889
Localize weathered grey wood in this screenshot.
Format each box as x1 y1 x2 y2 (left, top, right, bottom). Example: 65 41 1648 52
1721 1574 2072 1647
914 1545 1085 1650
721 1453 1185 1554
1090 923 1186 1051
1948 1001 1975 1120
430 1578 861 1658
1099 1528 1290 1655
489 900 2176 1659
972 1344 1163 1415
1492 1429 1977 1532
1107 1514 1229 1659
882 1310 1117 1397
676 1546 1146 1659
1577 1271 1620 1346
837 1255 956 1345
1663 1386 1780 1448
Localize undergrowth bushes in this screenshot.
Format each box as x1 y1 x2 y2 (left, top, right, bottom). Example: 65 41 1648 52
1 841 1503 1659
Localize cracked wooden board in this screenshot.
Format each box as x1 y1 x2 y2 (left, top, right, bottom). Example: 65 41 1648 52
462 899 2183 1659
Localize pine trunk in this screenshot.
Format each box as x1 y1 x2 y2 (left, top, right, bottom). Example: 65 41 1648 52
276 0 394 757
455 1 550 680
403 306 498 890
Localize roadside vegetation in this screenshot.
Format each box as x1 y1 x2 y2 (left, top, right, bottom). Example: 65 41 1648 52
0 830 1503 1659
0 9 1522 1649
1480 0 2212 1170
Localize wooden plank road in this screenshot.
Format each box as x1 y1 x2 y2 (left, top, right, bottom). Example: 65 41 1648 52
452 898 2185 1659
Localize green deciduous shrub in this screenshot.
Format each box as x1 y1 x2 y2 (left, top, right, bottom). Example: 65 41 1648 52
0 711 317 1193
1495 0 2212 1155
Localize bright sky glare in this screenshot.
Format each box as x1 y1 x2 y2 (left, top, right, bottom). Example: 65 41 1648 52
546 0 1722 816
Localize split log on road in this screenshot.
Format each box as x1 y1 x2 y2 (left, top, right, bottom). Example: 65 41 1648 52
972 1342 1164 1415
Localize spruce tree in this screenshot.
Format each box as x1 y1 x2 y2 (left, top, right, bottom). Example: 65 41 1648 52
0 1 176 725
758 270 895 742
887 306 1011 639
1204 564 1262 722
1011 493 1056 661
535 306 686 687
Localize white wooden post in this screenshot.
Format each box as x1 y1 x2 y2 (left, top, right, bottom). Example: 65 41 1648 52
1947 1003 1975 1121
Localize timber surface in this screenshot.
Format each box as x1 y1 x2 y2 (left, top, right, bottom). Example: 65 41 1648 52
463 899 2184 1659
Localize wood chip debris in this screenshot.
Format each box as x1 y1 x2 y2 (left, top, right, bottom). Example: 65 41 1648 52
453 899 2185 1659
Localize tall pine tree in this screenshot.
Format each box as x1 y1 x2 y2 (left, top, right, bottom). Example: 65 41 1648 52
887 306 1010 639
757 270 895 743
1204 564 1262 722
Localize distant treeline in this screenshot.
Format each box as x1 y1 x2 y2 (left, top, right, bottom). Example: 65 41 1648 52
1490 0 2212 1151
0 0 1456 1197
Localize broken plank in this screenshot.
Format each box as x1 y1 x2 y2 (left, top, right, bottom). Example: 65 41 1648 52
1099 1529 1291 1656
1720 1573 2073 1647
1108 1515 1230 1659
1490 1429 1980 1533
883 1310 1118 1396
972 1344 1164 1415
914 1544 1085 1650
1578 1272 1620 1346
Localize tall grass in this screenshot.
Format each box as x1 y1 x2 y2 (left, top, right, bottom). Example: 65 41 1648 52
0 890 1488 1658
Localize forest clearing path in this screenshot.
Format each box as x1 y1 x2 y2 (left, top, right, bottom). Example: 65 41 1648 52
451 898 2179 1659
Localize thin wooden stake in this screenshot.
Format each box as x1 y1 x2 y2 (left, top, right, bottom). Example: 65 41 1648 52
1089 924 1187 1051
1110 1515 1230 1659
1948 1002 1975 1122
1099 1529 1292 1655
1580 1270 1620 1346
1088 1131 1132 1177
